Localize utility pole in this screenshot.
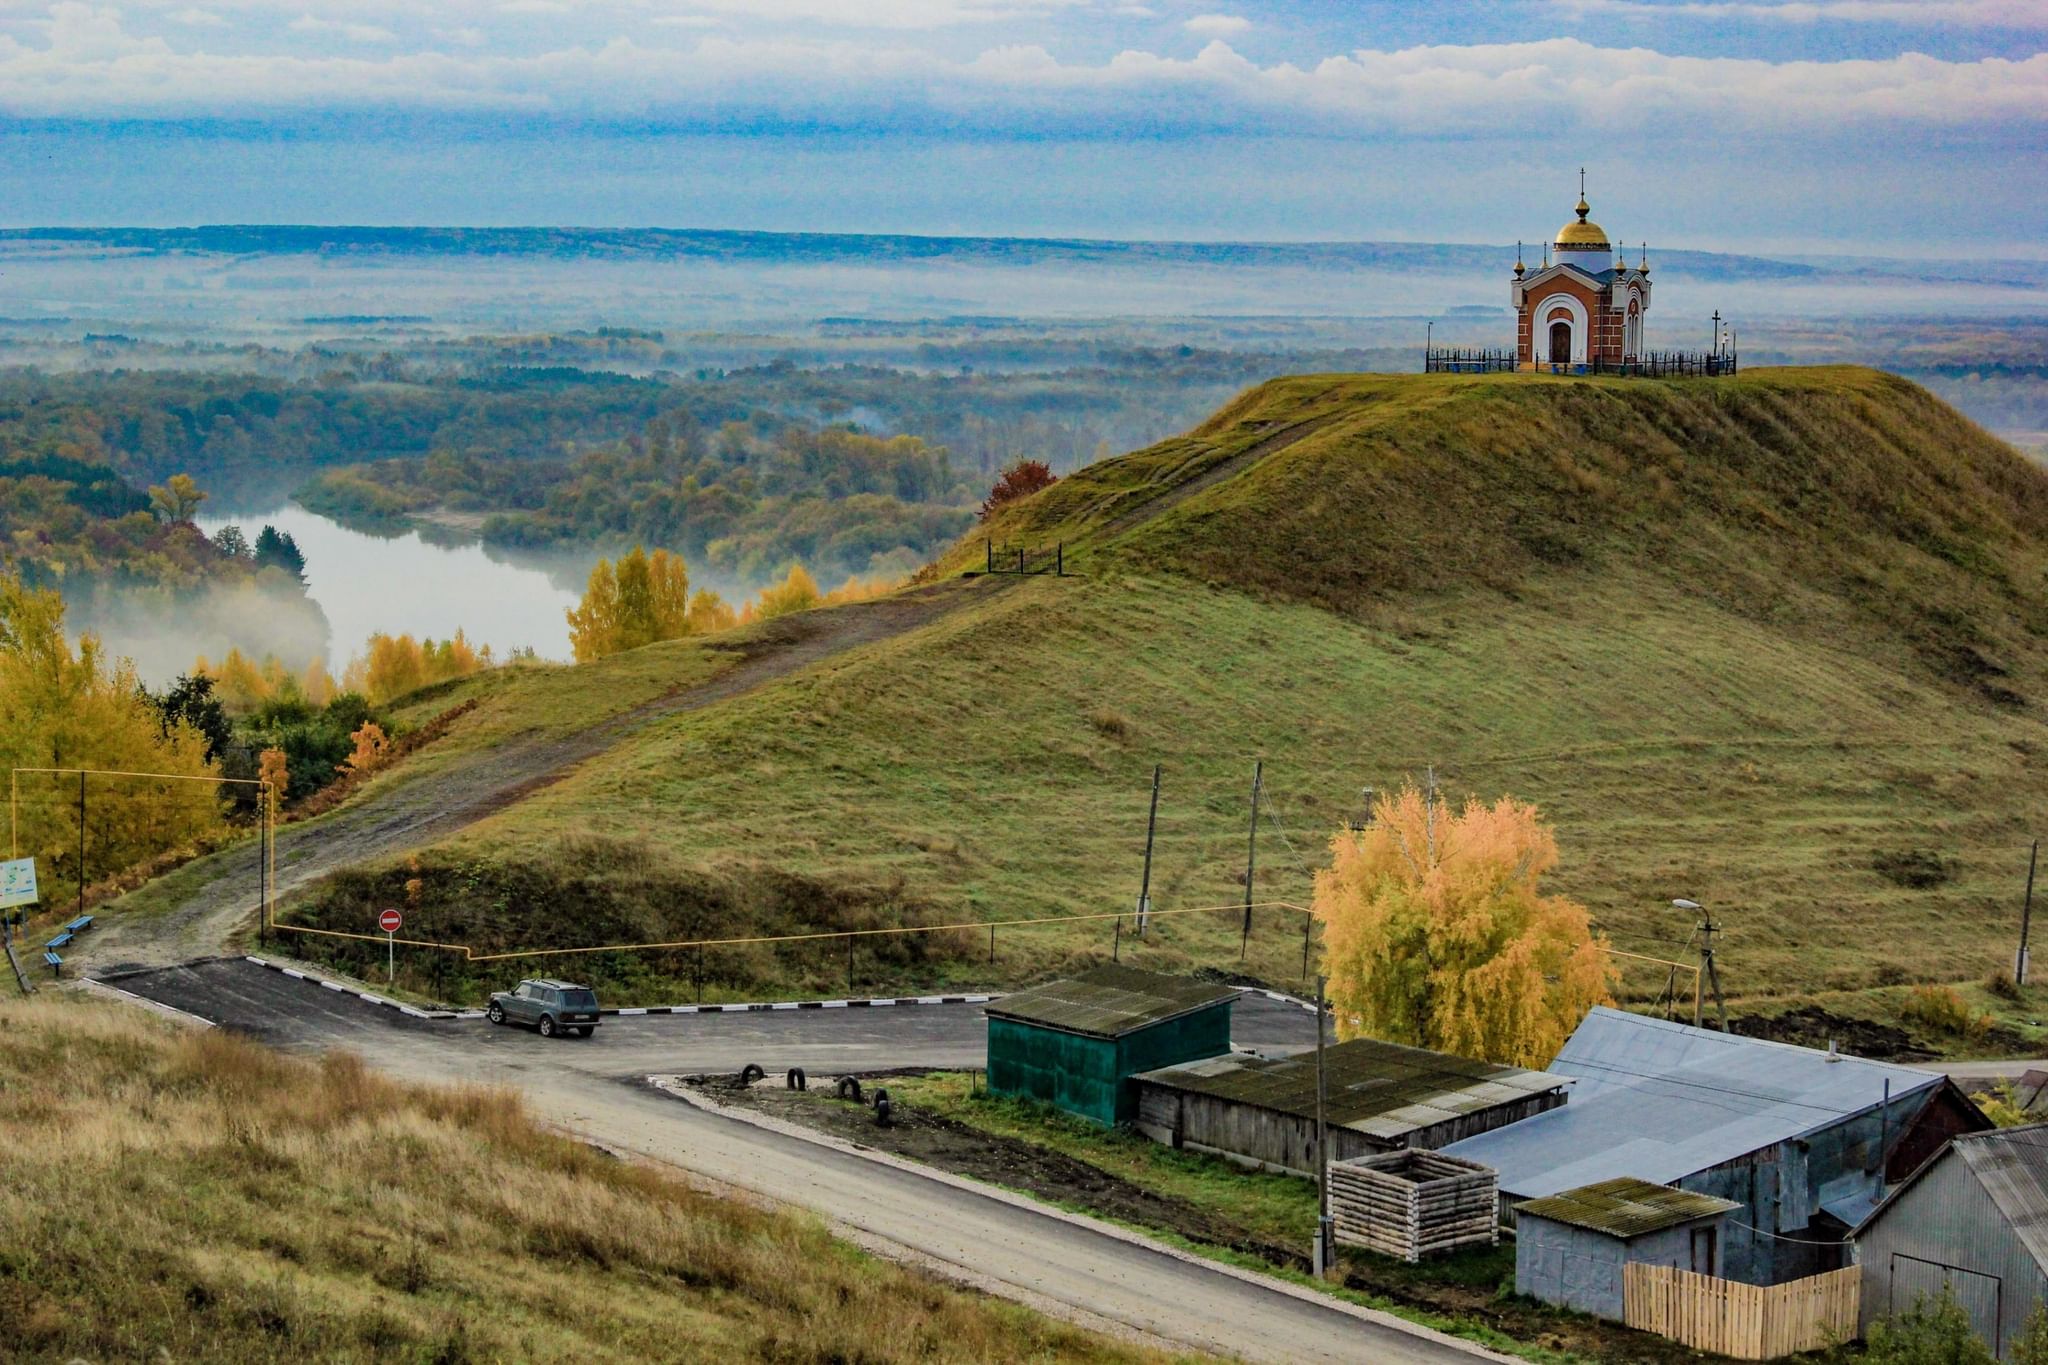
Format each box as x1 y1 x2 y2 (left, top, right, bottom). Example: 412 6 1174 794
1676 898 1727 1030
2020 840 2039 986
1240 760 1262 962
1136 764 1160 937
1313 973 1334 1279
257 783 270 949
77 769 86 924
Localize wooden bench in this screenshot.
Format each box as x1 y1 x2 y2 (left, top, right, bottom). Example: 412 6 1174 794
42 950 61 975
65 915 93 934
45 931 73 949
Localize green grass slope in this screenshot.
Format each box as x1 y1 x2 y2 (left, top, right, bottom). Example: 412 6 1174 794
283 368 2048 1026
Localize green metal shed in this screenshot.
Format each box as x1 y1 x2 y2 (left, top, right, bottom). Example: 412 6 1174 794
985 965 1236 1126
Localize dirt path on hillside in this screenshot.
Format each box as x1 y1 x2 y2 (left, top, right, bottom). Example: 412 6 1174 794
82 578 993 972
1087 413 1341 544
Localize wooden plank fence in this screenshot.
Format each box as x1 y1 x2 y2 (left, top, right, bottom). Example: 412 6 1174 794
1329 1149 1496 1263
1623 1263 1859 1360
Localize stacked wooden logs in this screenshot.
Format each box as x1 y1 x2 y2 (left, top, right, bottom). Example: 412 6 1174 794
1329 1149 1497 1263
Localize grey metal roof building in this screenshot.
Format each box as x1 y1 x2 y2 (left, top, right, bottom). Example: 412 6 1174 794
1856 1125 2048 1359
1515 1177 1741 1320
1445 1007 1965 1286
1130 1035 1567 1175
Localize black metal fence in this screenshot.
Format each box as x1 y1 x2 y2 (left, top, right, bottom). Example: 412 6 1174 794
1587 352 1739 378
983 540 1069 576
1424 347 1517 374
1424 346 1738 378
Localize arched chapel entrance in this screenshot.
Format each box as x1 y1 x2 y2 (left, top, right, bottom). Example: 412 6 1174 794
1548 319 1572 365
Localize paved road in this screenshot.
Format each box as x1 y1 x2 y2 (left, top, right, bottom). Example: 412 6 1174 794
111 958 1490 1363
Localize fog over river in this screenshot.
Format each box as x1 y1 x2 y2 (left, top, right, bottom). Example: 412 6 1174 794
195 506 580 672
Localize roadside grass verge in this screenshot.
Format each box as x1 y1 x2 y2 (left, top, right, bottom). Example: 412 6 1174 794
0 994 1182 1364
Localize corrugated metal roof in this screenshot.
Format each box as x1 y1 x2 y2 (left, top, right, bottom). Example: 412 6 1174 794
984 965 1237 1039
1516 1177 1739 1238
1133 1035 1565 1140
1445 1007 1941 1200
1954 1124 2048 1274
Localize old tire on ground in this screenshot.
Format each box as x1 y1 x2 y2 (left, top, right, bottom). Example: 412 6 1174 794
486 1002 505 1025
835 1076 862 1103
738 1063 765 1086
786 1067 807 1091
538 1014 557 1038
873 1088 892 1127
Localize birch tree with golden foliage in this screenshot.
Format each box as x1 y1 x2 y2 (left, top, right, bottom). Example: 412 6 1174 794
0 572 222 887
1313 780 1613 1068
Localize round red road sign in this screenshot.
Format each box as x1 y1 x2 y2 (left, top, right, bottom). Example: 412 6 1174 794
378 909 403 933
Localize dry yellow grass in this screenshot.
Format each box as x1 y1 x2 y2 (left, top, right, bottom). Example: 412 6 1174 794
0 994 1185 1363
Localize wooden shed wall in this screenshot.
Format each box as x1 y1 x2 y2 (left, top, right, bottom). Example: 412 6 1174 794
1133 1080 1560 1177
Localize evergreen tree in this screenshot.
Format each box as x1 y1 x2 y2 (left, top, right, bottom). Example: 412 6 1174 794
252 525 307 584
144 673 233 764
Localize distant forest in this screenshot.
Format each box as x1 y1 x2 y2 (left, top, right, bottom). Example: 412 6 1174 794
0 347 1301 584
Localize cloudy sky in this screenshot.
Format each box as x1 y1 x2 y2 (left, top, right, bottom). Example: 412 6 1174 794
1 0 2042 254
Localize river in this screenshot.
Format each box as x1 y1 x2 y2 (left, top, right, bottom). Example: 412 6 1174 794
196 506 581 668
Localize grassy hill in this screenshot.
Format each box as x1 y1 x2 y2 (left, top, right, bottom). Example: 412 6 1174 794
0 994 1163 1363
267 368 2048 1030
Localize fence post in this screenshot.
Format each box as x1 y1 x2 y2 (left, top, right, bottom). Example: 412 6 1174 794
985 538 993 573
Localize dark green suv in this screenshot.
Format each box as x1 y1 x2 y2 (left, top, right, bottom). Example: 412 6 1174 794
486 979 600 1038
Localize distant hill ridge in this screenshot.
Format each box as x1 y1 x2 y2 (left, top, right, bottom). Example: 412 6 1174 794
0 224 1943 285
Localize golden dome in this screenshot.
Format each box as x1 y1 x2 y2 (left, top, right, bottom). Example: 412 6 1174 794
1556 196 1610 249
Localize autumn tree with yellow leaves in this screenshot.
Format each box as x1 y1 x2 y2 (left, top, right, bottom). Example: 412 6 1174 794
567 546 710 662
344 721 391 775
1 572 222 886
1313 780 1614 1068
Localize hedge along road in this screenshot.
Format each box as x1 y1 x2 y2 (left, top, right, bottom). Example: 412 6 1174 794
79 579 991 973
110 958 1498 1364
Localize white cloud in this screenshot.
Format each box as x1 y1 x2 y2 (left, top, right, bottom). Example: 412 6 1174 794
1183 13 1248 36
287 13 396 43
0 14 2038 138
436 25 485 46
169 7 228 26
1555 0 2048 26
649 14 720 28
629 0 1087 28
